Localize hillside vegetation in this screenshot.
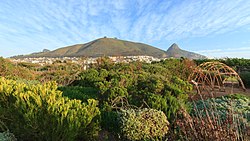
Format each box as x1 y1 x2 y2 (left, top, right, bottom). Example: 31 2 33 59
0 57 249 140
0 57 36 80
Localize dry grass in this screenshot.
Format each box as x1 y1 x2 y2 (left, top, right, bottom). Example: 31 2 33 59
173 91 249 141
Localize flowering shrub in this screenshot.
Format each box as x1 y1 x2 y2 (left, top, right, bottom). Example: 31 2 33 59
119 108 169 141
0 77 100 141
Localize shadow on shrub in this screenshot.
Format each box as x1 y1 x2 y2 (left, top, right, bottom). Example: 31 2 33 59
240 71 250 88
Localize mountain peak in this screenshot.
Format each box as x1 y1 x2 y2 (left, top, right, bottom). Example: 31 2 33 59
98 37 118 41
42 49 50 52
167 43 180 51
166 43 206 59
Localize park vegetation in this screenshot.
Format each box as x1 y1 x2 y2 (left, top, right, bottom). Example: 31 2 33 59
0 57 249 140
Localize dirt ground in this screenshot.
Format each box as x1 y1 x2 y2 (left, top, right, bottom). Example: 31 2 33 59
190 87 250 101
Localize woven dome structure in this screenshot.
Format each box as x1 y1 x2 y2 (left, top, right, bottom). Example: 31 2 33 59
188 62 246 93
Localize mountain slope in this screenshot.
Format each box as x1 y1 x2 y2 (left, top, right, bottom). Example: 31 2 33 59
13 38 206 59
21 38 168 58
166 43 206 59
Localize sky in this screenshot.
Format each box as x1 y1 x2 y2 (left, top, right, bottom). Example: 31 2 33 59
0 0 250 58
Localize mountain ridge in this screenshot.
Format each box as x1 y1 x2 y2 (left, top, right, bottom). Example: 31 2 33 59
12 38 206 59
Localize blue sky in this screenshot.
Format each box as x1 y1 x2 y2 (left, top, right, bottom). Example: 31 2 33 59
0 0 250 58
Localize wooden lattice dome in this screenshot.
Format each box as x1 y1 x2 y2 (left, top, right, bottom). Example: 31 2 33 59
188 62 246 93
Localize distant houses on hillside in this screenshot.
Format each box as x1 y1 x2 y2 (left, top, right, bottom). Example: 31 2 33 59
10 56 162 69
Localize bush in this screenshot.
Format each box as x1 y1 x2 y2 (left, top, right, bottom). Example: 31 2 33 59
133 75 191 120
172 94 250 141
240 71 250 88
101 110 120 134
0 57 36 80
174 108 249 141
0 131 16 141
76 63 191 121
119 108 169 141
0 120 16 141
58 86 99 102
37 62 82 86
192 94 250 122
0 77 100 141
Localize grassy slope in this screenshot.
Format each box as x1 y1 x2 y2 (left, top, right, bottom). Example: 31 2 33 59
21 38 167 58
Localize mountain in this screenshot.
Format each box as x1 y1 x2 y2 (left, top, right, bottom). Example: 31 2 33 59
166 43 206 59
42 49 50 52
13 38 206 59
17 38 167 58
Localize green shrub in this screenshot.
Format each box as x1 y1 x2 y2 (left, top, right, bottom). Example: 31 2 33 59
192 94 250 122
0 77 100 141
176 94 250 141
132 75 191 120
37 62 82 86
101 110 120 134
225 93 250 100
76 63 191 121
58 86 99 102
0 131 16 141
14 78 41 85
0 119 16 141
119 108 169 141
0 57 36 80
240 71 250 88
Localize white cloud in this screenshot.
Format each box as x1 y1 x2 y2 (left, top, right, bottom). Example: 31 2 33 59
197 47 250 58
0 0 250 57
